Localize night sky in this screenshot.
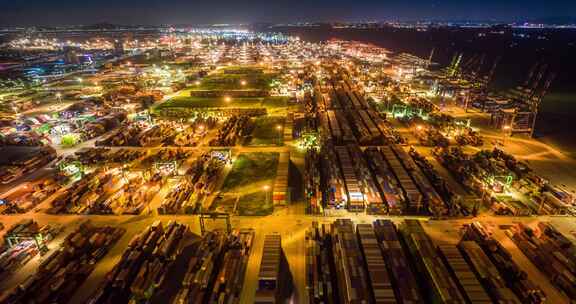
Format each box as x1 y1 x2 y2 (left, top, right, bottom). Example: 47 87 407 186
0 0 574 25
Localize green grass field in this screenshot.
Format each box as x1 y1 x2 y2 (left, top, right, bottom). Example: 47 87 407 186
156 95 264 109
245 116 285 146
151 64 288 117
236 191 273 216
190 66 276 91
220 152 279 216
222 152 279 191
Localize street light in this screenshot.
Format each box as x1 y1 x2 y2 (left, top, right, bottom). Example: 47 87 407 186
240 80 247 86
224 96 231 103
502 125 511 147
276 125 282 145
263 185 270 205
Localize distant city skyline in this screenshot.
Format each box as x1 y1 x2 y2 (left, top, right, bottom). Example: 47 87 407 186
1 0 575 26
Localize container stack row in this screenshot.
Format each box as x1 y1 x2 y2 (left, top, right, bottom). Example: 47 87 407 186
272 152 290 206
461 222 546 303
5 221 125 304
400 219 466 303
506 222 576 299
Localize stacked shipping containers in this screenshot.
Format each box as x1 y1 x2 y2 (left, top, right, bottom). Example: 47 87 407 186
207 229 254 303
255 234 283 304
272 152 290 206
332 219 371 303
365 148 405 214
458 241 521 303
348 109 372 144
462 222 546 303
391 145 447 216
5 221 124 304
334 146 364 211
507 223 576 299
327 111 342 144
90 221 185 303
373 220 423 304
436 243 492 303
320 145 347 209
357 224 397 303
335 111 356 143
381 146 424 213
400 220 466 303
305 150 322 214
347 145 385 213
306 222 338 303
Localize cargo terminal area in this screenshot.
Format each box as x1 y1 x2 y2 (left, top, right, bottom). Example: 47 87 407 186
0 28 576 303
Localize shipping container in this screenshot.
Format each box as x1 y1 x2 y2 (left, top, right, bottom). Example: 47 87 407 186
357 224 397 303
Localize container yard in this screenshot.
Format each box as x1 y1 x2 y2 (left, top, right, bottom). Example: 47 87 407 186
365 148 404 215
67 148 146 167
0 146 57 185
435 147 575 216
461 222 547 303
334 146 366 211
0 179 60 214
506 222 576 299
458 241 521 303
318 144 347 210
306 68 480 216
49 167 164 215
158 152 228 214
96 118 215 148
157 178 196 214
209 115 253 146
89 221 254 304
317 78 398 146
167 228 254 304
89 221 190 303
304 149 322 214
0 220 62 281
2 221 124 304
382 146 426 213
305 218 532 303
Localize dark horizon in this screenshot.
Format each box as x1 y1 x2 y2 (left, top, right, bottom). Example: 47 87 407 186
1 0 575 26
